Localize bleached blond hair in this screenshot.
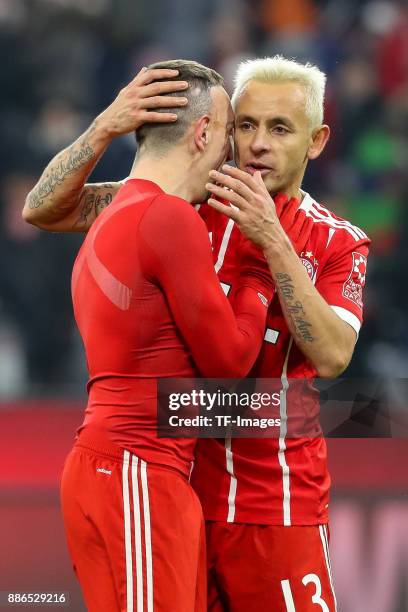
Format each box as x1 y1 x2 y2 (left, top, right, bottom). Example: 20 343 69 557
231 56 326 129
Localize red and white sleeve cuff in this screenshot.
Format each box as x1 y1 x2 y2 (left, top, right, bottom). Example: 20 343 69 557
331 305 361 336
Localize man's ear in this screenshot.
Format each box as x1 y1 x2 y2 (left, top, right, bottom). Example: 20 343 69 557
194 115 210 151
308 124 330 160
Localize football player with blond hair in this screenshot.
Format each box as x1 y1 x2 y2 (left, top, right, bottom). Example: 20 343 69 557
24 56 370 611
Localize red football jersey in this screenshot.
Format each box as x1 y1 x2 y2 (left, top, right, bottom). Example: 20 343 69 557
192 191 370 525
71 179 272 479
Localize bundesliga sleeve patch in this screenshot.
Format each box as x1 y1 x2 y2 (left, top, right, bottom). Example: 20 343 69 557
342 252 367 309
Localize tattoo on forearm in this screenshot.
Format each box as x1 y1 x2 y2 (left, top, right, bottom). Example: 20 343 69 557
276 272 314 343
74 188 113 227
27 138 95 210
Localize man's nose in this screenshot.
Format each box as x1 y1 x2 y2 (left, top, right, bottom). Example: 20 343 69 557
250 128 270 154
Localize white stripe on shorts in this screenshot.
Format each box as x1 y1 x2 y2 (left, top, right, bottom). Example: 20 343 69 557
122 451 133 612
319 525 338 611
141 461 153 612
131 456 143 611
122 453 154 612
225 436 237 522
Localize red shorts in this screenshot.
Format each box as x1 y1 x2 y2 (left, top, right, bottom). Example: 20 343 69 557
60 427 206 612
206 522 337 612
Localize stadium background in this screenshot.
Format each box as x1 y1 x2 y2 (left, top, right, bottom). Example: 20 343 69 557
0 0 407 609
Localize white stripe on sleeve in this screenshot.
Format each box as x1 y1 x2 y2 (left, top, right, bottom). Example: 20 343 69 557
331 305 361 335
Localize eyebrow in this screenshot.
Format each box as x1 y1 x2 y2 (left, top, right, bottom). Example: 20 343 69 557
235 114 256 124
236 114 296 131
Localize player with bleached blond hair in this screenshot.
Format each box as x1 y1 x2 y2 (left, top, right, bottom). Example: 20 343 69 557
231 55 326 126
198 55 369 612
24 55 370 611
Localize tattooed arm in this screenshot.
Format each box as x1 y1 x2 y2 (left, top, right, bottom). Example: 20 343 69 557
207 166 357 379
71 181 122 231
23 67 188 232
23 122 122 232
266 250 356 378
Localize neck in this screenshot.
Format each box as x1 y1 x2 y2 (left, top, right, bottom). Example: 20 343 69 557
129 150 198 202
271 184 304 203
275 168 307 201
288 186 304 202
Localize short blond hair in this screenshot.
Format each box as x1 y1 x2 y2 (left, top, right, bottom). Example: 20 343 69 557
231 56 326 129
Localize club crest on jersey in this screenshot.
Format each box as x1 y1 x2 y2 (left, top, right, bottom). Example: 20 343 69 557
300 251 318 280
342 252 367 308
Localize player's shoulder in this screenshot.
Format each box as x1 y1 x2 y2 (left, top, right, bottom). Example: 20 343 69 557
153 192 195 213
147 191 207 233
300 191 370 245
119 180 195 214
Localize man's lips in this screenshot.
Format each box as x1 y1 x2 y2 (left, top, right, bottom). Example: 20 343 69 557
244 163 273 176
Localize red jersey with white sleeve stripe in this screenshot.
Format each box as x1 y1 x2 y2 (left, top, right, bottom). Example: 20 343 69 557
71 179 272 479
192 191 370 525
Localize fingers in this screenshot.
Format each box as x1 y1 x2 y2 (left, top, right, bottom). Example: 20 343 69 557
208 169 255 206
207 199 240 221
253 170 266 189
219 164 262 192
142 95 188 109
129 66 148 84
138 111 179 123
205 182 249 211
139 80 188 98
136 68 183 86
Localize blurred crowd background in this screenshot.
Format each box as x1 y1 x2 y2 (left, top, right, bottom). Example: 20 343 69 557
1 2 408 611
0 0 407 395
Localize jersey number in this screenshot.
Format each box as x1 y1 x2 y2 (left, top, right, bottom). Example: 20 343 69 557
281 574 330 611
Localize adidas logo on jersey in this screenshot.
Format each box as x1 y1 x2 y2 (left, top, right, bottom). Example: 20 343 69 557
257 292 269 307
96 467 112 475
